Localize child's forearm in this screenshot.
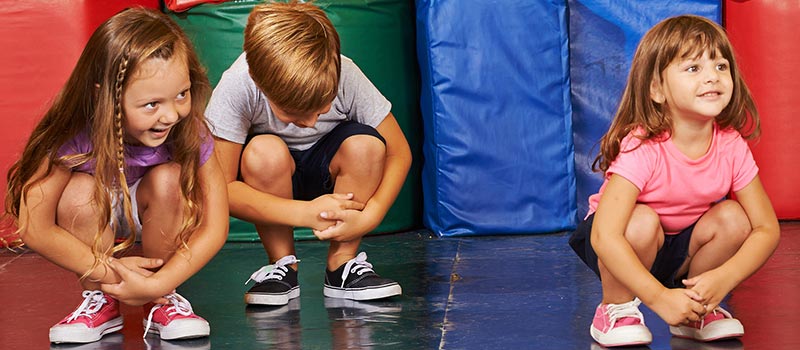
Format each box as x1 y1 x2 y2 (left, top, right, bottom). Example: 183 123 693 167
717 225 779 287
149 181 229 292
22 226 121 284
364 114 412 227
227 181 309 227
150 225 227 294
155 155 229 290
361 148 411 227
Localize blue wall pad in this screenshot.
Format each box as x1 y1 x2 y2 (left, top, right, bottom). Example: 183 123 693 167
568 0 721 220
416 0 576 237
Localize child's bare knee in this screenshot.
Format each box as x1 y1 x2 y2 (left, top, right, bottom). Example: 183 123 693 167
57 174 99 228
143 163 183 204
624 205 661 249
241 136 292 178
337 135 385 165
712 200 751 243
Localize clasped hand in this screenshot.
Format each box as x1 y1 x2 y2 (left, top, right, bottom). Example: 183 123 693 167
100 256 170 306
307 193 372 241
681 268 733 316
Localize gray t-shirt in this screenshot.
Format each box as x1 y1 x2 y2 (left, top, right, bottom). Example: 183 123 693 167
206 53 391 151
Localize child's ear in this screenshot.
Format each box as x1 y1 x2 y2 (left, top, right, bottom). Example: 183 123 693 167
650 77 665 104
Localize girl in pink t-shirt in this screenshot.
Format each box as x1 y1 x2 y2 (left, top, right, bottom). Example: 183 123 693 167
569 15 779 347
4 8 228 344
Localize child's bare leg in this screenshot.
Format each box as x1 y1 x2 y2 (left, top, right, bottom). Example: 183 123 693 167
326 135 385 270
136 163 185 261
678 200 750 278
240 135 297 266
599 204 664 304
57 172 115 290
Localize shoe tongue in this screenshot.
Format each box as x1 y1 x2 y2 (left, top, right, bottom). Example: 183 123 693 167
615 316 642 326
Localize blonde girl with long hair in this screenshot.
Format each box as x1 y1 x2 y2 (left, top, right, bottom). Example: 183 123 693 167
568 15 779 347
5 8 228 344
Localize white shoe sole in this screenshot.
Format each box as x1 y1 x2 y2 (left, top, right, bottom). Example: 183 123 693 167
669 319 744 341
49 316 123 344
323 283 402 300
144 318 210 340
590 324 652 347
245 287 300 305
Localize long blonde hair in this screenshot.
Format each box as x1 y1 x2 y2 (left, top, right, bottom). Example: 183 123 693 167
593 15 759 173
244 0 340 114
5 7 211 275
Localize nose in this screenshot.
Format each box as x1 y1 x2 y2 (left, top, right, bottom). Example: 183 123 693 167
159 103 180 125
704 67 720 84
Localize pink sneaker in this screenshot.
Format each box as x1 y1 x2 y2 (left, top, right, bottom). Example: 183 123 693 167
143 293 210 340
670 306 744 341
49 290 123 344
590 298 652 347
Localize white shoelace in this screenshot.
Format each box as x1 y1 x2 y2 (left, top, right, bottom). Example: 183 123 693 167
339 252 375 287
245 255 300 285
697 307 733 329
605 298 646 328
143 292 194 338
66 290 107 322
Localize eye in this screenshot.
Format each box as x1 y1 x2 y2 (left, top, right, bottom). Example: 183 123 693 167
716 63 729 71
176 89 190 101
686 65 699 73
144 102 158 111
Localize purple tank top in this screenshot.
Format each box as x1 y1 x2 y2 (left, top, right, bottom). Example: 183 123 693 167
56 130 214 186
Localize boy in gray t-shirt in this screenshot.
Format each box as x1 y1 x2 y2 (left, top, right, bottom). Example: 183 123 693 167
206 1 411 306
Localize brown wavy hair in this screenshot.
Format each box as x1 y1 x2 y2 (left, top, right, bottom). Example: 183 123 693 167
5 7 212 278
593 15 759 173
244 0 340 114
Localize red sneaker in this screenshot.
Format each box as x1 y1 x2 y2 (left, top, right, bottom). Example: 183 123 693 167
143 293 209 340
670 306 744 341
49 290 123 344
590 298 652 347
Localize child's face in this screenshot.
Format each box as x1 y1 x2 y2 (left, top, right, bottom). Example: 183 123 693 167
122 55 191 147
270 102 332 128
651 49 733 123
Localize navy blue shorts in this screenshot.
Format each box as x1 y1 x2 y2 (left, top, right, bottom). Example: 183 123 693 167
568 213 695 288
288 121 385 200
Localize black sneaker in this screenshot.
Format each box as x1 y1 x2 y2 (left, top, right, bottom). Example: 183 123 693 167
323 252 401 300
244 255 300 305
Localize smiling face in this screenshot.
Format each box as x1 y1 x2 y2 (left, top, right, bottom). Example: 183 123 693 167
122 54 191 147
651 49 733 123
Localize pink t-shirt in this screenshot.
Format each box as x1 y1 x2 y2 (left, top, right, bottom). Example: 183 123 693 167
587 124 758 234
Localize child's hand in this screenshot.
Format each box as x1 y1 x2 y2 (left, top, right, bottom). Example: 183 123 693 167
116 256 163 278
312 209 373 242
682 269 735 313
307 193 365 230
648 288 706 326
101 258 170 306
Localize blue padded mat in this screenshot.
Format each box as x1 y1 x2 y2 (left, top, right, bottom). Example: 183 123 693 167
416 0 576 237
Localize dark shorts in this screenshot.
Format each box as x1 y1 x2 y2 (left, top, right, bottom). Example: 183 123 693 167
287 120 384 200
568 213 695 288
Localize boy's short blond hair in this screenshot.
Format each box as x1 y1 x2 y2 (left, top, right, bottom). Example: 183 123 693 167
244 0 341 114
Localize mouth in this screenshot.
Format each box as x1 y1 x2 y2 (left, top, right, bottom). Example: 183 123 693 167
149 126 171 137
698 91 721 98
